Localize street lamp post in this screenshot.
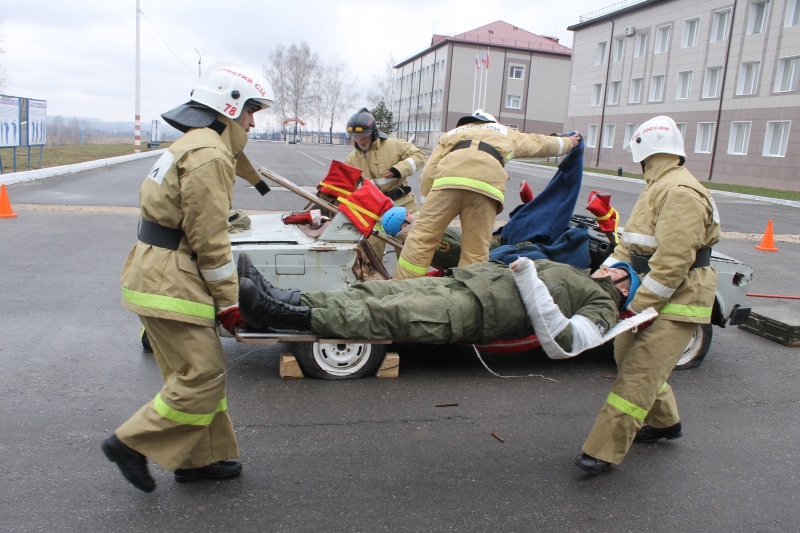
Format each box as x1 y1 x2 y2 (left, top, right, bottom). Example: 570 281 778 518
195 48 206 79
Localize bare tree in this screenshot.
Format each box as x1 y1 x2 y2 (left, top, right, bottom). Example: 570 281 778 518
320 59 359 143
264 42 319 141
365 54 396 109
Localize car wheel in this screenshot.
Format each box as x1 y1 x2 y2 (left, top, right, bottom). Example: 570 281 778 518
674 324 712 370
295 341 387 380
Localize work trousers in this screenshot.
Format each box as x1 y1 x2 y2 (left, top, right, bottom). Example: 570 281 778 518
302 276 485 344
369 191 419 260
394 189 497 279
115 316 239 471
581 319 696 464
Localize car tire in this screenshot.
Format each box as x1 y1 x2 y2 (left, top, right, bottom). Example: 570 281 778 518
675 324 713 370
295 341 387 380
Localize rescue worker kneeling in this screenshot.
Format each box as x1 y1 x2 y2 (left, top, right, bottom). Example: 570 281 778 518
236 253 652 360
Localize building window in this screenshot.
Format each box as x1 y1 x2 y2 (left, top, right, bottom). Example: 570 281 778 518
676 71 693 100
748 1 770 35
592 83 603 106
649 74 665 102
624 123 639 148
509 65 524 79
612 36 625 61
586 125 599 147
506 94 521 109
603 124 616 148
655 25 671 54
775 56 799 92
703 67 723 98
634 32 648 58
696 122 716 153
629 78 643 103
683 18 700 48
786 0 800 26
608 81 621 104
737 62 760 95
676 122 688 138
711 9 731 42
763 121 790 156
728 122 752 154
596 41 607 65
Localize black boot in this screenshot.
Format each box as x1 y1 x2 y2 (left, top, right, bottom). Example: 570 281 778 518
237 253 302 306
239 277 312 331
574 453 613 475
634 422 683 443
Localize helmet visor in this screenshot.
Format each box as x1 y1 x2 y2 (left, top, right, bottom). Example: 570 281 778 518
347 131 372 141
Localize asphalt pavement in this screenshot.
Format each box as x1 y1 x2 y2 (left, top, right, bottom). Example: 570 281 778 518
1 143 799 533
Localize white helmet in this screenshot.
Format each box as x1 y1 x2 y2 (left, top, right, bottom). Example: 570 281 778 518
628 116 686 163
456 109 497 127
190 60 274 119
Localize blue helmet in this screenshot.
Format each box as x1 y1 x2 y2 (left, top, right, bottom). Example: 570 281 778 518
381 206 407 236
610 261 640 308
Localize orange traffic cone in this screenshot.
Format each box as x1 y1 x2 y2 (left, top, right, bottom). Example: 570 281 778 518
755 220 778 252
0 184 18 219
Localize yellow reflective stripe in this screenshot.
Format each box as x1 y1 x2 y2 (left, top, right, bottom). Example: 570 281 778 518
337 197 380 227
659 382 669 393
319 182 352 197
659 303 712 318
431 177 505 203
153 393 228 426
606 392 648 421
122 287 216 320
398 257 428 276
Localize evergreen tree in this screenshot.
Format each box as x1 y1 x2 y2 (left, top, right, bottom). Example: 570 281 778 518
371 101 395 135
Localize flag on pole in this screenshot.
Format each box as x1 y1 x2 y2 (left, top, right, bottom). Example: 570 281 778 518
481 50 487 67
475 52 480 70
486 48 490 69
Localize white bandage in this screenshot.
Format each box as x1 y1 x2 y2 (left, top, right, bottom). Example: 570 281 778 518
511 258 657 359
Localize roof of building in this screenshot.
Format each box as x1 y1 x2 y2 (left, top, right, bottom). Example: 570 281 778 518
396 20 571 67
567 0 666 30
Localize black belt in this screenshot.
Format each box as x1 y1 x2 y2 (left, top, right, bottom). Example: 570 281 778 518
385 185 411 201
138 218 185 251
630 248 712 275
452 139 504 167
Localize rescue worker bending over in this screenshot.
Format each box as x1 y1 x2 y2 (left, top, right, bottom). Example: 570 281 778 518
394 110 579 279
102 61 275 493
574 115 721 475
344 107 427 260
235 253 651 360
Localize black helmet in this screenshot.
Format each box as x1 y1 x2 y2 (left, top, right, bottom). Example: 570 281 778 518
346 107 387 145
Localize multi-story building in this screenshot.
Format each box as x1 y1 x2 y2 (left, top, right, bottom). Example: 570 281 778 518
391 20 572 148
568 0 800 191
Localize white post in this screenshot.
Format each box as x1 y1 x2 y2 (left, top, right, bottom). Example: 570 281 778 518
134 0 141 153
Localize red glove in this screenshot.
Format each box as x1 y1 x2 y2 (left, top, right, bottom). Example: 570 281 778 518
217 306 246 335
425 268 446 277
520 181 534 203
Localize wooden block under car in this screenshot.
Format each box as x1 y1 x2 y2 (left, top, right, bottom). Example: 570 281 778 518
739 306 800 347
376 352 400 378
279 353 305 379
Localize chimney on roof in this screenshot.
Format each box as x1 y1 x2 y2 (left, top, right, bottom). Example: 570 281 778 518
542 35 560 43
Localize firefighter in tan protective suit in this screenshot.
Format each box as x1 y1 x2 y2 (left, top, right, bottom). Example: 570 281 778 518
101 61 275 492
394 110 578 279
574 115 721 475
344 107 427 259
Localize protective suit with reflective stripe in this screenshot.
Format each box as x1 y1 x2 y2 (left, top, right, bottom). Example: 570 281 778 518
116 114 250 470
581 151 720 465
395 122 571 279
345 137 426 257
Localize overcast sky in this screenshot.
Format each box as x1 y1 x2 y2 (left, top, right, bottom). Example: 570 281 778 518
1 0 607 127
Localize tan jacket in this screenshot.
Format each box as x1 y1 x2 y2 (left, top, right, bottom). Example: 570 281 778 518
344 137 426 194
609 154 721 323
121 116 251 326
421 123 571 213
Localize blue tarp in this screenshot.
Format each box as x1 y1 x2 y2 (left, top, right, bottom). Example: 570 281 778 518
489 135 590 270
